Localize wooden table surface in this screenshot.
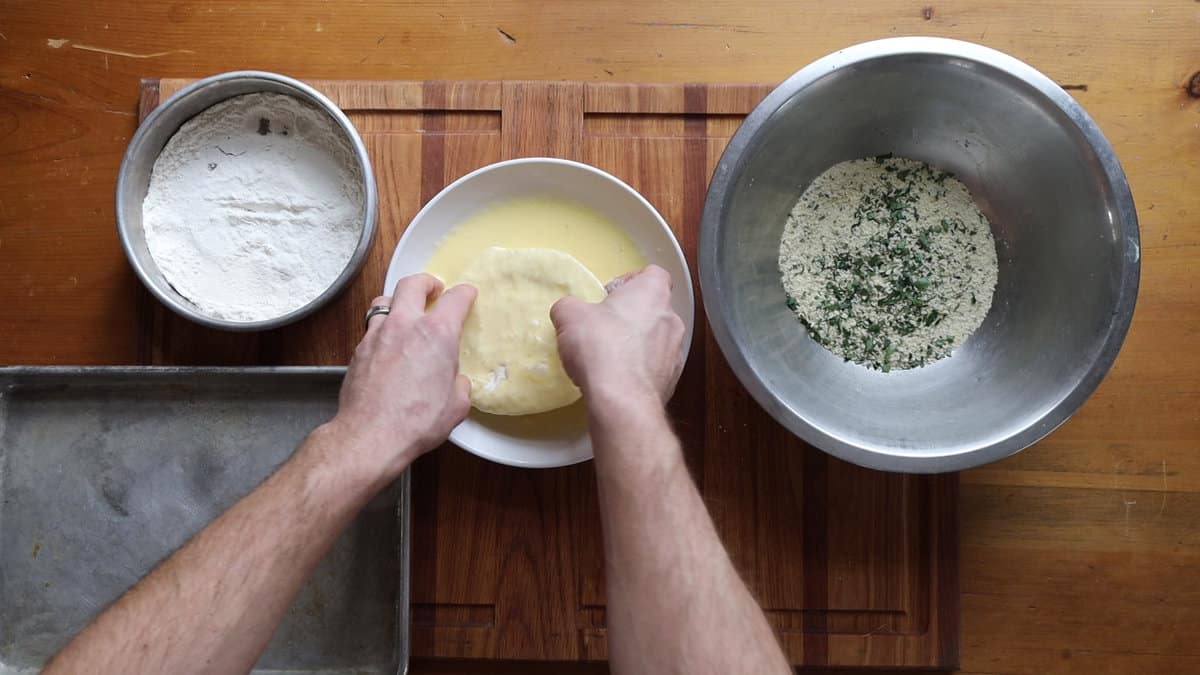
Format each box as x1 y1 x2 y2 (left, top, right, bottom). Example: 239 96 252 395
2 2 1197 673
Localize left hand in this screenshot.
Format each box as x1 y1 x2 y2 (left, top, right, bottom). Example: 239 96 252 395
329 274 477 480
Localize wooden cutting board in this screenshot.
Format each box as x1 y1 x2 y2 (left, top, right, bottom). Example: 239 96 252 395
137 78 959 669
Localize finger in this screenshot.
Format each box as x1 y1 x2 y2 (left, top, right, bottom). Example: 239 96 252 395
640 264 674 290
550 295 588 329
391 273 444 318
365 295 392 335
611 265 672 303
430 284 478 332
452 373 473 421
604 271 638 294
615 265 671 294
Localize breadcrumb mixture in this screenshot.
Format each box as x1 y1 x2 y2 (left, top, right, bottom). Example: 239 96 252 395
778 156 998 371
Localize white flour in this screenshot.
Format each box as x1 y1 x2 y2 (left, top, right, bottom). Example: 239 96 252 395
142 92 363 322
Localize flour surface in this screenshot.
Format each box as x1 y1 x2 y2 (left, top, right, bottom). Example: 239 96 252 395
142 92 363 322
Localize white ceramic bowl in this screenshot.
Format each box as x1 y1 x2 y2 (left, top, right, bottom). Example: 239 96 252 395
383 158 694 468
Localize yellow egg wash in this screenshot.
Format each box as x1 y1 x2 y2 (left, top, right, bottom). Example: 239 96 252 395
425 196 646 287
473 400 589 441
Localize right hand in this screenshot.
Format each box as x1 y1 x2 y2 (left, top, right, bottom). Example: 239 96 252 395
550 265 686 406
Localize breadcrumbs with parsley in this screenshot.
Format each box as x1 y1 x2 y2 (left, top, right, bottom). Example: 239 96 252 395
779 156 998 371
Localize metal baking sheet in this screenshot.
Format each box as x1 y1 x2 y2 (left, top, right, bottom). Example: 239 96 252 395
0 367 409 675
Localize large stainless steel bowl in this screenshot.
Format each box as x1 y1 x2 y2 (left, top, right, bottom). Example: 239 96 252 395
700 37 1140 473
116 71 378 331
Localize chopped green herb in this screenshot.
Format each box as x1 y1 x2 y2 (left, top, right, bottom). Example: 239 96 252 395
778 156 999 371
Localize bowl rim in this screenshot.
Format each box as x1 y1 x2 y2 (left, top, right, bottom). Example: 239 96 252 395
699 36 1141 473
116 70 379 332
384 156 696 468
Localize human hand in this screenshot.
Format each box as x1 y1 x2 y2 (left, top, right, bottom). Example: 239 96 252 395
330 274 476 480
550 265 686 408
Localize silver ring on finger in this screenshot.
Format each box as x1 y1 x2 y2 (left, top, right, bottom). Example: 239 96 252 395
364 305 391 331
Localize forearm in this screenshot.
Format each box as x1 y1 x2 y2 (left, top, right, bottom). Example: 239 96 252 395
590 393 790 675
45 421 395 675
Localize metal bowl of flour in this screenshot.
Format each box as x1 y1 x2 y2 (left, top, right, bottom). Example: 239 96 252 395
700 37 1140 472
117 71 377 331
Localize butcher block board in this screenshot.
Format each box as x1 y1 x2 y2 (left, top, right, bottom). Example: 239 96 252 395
136 78 959 669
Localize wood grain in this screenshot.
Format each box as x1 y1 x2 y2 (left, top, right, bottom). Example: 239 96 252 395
3 2 1199 674
134 77 959 669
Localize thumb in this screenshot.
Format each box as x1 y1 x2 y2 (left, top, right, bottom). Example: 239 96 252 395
549 295 588 330
452 374 472 421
